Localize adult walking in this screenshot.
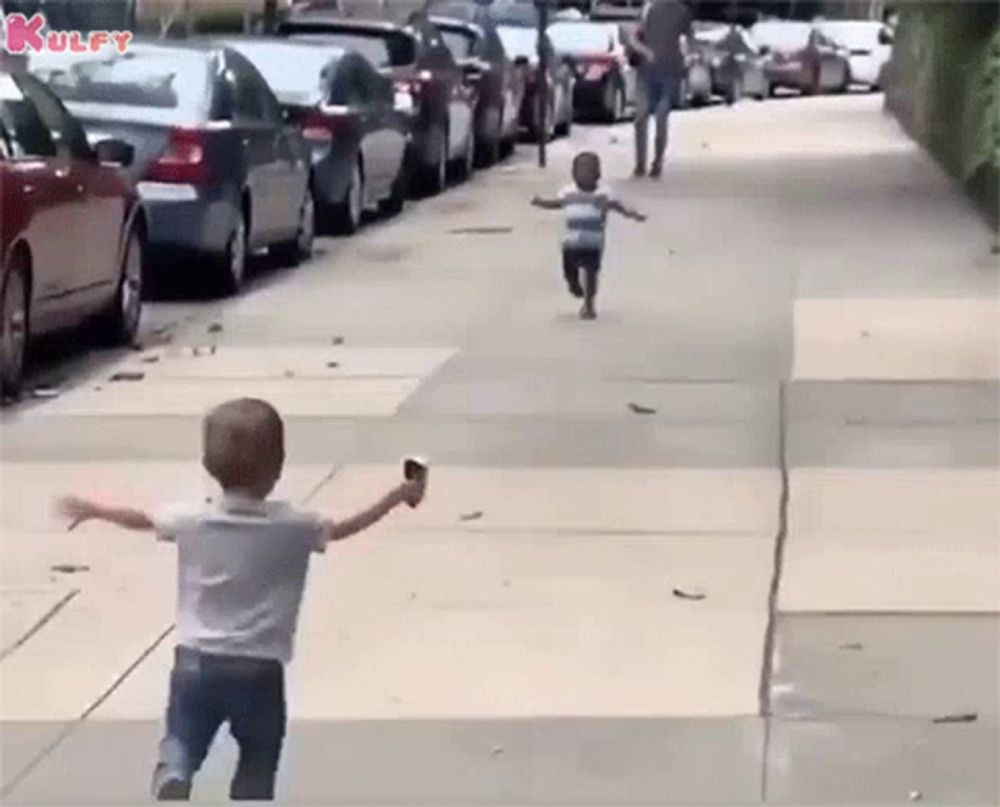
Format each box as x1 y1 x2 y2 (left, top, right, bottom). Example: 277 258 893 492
629 0 693 178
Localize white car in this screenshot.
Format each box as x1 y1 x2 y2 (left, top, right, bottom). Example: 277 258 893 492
816 20 894 89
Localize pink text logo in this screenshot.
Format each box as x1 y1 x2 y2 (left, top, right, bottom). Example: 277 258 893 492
2 13 133 55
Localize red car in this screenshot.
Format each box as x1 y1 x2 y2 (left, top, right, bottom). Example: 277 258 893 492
0 69 145 398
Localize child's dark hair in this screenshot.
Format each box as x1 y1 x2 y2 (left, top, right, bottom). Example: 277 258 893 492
572 151 601 190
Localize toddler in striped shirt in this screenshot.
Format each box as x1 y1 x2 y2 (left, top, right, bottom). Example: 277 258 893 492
532 151 646 320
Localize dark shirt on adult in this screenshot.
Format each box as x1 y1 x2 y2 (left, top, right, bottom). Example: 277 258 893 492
637 0 693 78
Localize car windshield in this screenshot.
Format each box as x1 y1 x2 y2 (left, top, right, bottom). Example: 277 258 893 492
223 41 337 106
547 23 614 55
288 30 414 68
28 48 212 124
497 26 538 59
751 22 811 50
440 28 476 59
817 21 880 48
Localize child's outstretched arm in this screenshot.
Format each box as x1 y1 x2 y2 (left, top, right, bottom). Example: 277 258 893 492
56 495 154 532
323 477 426 543
609 199 647 222
531 194 563 210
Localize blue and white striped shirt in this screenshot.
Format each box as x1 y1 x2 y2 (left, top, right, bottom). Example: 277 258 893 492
558 183 618 251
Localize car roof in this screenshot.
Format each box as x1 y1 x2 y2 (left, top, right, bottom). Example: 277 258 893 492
213 35 348 62
283 13 406 33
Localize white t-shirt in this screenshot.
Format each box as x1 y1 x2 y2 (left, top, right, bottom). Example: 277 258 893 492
558 183 618 251
156 493 327 664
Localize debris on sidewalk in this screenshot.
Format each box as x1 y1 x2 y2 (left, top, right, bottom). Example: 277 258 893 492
490 745 504 757
449 226 513 235
139 354 160 364
283 370 295 378
51 563 90 574
628 402 657 415
332 336 345 346
326 361 340 369
860 330 871 338
838 642 864 651
109 371 144 382
672 587 706 601
207 322 223 334
908 790 922 802
931 712 977 724
990 242 999 256
460 510 484 522
191 346 216 357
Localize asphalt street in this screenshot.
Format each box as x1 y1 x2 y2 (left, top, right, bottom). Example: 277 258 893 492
1 93 998 805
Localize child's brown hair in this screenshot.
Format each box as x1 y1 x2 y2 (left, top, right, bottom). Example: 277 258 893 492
202 398 285 496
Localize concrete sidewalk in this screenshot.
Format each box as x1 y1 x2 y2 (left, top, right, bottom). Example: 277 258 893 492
1 94 997 804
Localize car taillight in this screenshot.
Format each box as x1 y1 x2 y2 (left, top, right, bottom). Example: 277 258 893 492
298 109 339 144
146 128 209 184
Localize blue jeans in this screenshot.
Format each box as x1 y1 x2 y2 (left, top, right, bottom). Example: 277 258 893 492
154 646 286 801
634 72 681 171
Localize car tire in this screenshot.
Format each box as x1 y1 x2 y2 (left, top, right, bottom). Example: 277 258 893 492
274 185 315 265
96 222 144 346
0 258 28 401
380 163 406 217
218 209 248 296
421 127 448 196
332 160 364 234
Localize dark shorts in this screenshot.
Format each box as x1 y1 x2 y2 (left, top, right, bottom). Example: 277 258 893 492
156 645 286 800
563 246 603 274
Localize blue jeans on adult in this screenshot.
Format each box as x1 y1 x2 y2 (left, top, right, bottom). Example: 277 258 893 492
634 71 681 173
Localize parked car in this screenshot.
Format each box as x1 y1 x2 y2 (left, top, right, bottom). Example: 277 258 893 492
496 25 574 140
751 20 850 95
815 19 894 90
218 38 408 233
279 15 476 196
0 69 144 396
693 22 769 103
29 41 314 294
432 16 526 165
680 46 713 108
548 20 635 122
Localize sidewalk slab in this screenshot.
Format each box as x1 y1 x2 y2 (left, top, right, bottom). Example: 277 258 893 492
22 378 422 418
793 298 1000 380
781 468 999 612
771 614 999 720
766 717 999 805
314 465 780 535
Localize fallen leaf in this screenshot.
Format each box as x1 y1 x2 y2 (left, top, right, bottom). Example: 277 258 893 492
628 402 657 415
327 361 340 369
109 371 144 382
331 336 345 345
460 510 484 522
932 712 977 724
838 642 864 651
139 355 160 364
672 587 706 601
207 323 223 334
51 563 90 574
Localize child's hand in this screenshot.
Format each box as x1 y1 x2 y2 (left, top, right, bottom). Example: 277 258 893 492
401 477 426 509
56 495 101 531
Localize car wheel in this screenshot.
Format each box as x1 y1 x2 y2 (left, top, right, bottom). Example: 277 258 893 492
422 127 447 196
218 210 248 295
379 164 406 216
274 185 315 265
97 222 143 346
0 260 28 400
333 160 364 234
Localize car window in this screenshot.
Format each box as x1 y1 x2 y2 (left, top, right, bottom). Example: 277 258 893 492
29 48 213 125
0 95 57 159
548 23 614 55
14 72 92 161
441 28 476 60
289 31 415 68
224 41 337 108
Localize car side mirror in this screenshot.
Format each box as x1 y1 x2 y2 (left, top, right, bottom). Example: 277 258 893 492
95 138 134 167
